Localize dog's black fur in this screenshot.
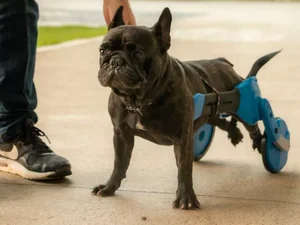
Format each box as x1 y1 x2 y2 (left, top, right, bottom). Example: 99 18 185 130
93 6 280 209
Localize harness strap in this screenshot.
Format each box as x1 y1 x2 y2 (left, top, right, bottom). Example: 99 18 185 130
199 77 221 116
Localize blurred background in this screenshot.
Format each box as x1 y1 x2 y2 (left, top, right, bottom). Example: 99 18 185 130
38 0 300 43
37 0 300 46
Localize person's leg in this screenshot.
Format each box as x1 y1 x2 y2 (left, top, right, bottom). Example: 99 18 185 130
0 0 38 141
0 0 71 180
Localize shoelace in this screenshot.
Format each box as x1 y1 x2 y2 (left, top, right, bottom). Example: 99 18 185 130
24 126 52 153
31 127 51 144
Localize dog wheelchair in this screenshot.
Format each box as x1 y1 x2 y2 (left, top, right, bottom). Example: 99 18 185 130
193 76 291 174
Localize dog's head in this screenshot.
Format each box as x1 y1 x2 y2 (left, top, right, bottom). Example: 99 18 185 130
98 6 172 95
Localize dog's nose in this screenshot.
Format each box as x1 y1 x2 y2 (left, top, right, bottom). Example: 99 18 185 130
110 56 124 68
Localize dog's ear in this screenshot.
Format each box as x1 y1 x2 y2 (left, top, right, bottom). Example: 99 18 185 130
152 7 172 52
108 6 125 30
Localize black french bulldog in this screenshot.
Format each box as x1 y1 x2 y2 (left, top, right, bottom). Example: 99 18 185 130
93 6 279 209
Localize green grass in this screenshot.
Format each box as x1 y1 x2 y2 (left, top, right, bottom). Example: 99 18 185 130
37 26 107 47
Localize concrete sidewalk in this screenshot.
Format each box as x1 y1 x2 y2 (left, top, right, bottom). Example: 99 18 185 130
1 4 300 225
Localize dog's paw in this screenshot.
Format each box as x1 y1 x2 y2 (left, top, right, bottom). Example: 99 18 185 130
172 190 200 210
251 132 263 154
227 124 244 146
92 184 116 197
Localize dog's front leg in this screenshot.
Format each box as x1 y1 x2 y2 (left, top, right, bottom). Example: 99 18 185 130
93 125 134 196
172 118 201 210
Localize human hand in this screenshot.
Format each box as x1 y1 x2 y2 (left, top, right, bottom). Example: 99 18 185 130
103 0 136 26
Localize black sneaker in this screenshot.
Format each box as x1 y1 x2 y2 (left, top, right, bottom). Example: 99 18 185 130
0 120 72 180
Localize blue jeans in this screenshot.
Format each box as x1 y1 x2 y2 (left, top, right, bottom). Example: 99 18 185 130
0 0 38 142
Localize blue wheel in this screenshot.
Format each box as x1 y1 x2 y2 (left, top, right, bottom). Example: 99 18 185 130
193 124 215 162
261 118 290 173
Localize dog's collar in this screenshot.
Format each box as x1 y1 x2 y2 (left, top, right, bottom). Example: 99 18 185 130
126 102 152 116
126 105 143 115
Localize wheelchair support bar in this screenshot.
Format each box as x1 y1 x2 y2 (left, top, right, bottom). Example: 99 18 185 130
201 89 240 117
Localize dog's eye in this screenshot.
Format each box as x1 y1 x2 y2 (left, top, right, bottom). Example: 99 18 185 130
100 48 112 55
133 51 144 60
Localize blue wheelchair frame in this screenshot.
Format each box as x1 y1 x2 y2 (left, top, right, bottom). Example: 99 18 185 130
193 77 291 173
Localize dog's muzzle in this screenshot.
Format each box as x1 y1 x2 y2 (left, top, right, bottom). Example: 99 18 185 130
99 55 125 86
99 52 148 88
110 55 124 69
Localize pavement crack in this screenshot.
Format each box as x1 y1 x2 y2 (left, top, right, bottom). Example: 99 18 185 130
1 181 300 206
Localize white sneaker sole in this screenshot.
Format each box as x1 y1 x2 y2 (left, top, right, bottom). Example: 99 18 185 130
0 157 56 180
